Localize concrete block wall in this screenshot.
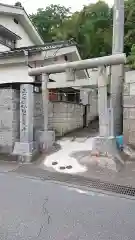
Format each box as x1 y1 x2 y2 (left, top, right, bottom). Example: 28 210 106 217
123 70 135 146
49 102 84 136
34 92 84 137
0 88 20 153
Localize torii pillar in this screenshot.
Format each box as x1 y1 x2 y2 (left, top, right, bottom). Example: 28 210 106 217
36 73 55 152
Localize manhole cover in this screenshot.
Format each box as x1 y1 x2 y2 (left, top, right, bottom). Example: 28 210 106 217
66 165 72 169
59 166 66 170
52 161 58 166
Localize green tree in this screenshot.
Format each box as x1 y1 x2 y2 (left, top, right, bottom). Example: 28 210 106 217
54 12 80 41
30 4 70 42
56 1 113 58
127 44 135 69
124 0 135 56
75 1 113 58
30 1 112 58
31 0 135 60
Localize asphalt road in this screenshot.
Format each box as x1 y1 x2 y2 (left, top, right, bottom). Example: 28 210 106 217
0 173 135 240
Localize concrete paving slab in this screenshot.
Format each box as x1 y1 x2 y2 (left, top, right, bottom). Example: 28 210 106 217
0 161 19 173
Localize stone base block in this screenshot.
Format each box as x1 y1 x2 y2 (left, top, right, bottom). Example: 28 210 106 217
92 136 117 156
123 95 135 107
123 108 135 119
13 142 37 162
92 136 124 164
36 130 55 152
123 83 130 96
123 119 135 132
0 145 14 154
123 131 135 146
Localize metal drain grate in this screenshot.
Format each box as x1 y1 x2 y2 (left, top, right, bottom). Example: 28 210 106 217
84 179 135 196
48 174 135 197
16 165 135 197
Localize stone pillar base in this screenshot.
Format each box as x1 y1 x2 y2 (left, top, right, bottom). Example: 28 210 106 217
92 136 116 155
92 136 124 164
36 130 55 152
12 142 37 162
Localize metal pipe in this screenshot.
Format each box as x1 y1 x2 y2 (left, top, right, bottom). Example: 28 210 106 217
112 0 124 54
110 0 124 136
29 53 126 76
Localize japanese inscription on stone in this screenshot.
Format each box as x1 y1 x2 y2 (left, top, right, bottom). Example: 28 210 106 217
20 86 27 138
20 84 33 143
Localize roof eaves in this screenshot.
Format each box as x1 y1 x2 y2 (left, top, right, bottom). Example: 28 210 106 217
0 3 44 44
0 40 77 58
15 40 76 51
23 9 44 44
0 3 23 10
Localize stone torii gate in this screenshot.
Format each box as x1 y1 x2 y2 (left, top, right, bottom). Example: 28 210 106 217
13 53 126 162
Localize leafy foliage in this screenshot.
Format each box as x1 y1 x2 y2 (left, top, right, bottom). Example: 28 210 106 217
30 0 135 65
31 4 70 42
127 44 135 69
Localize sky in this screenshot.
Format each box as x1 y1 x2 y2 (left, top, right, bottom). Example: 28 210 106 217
0 0 114 14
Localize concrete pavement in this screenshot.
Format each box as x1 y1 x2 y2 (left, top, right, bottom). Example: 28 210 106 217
0 172 135 239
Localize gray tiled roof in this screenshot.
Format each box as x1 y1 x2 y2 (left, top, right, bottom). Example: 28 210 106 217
0 40 76 58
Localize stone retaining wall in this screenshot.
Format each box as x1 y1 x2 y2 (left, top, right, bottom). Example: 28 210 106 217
123 71 135 146
0 88 19 153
